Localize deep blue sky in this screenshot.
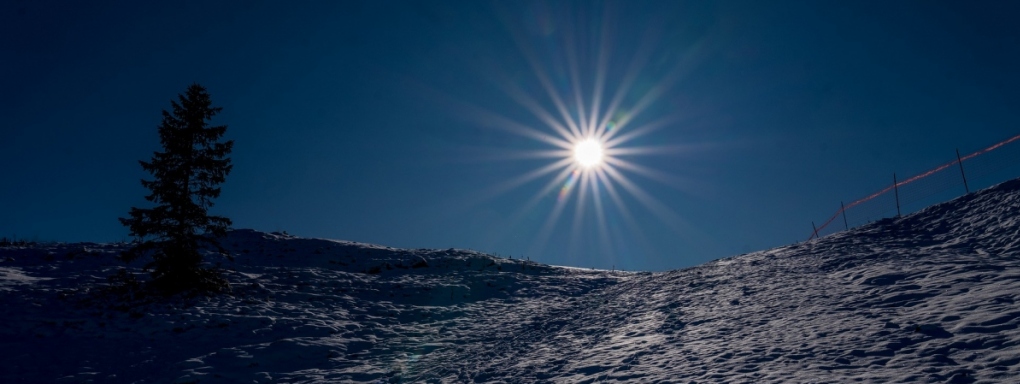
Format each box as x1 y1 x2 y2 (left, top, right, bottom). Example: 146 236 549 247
4 1 1020 271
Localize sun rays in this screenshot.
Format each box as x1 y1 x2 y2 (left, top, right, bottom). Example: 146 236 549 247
439 2 708 266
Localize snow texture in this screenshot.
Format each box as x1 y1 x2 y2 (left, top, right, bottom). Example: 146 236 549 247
4 179 1020 383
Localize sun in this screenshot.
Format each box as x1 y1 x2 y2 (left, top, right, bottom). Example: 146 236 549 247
573 138 603 168
439 4 703 267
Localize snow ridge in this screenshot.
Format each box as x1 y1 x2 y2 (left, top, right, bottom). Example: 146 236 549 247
3 180 1020 383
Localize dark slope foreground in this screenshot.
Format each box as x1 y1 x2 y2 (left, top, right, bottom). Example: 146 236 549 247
3 180 1020 383
0 230 627 383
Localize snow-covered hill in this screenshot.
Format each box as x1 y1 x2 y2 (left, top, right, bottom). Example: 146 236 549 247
4 179 1020 383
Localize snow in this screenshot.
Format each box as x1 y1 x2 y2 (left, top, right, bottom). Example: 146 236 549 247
0 267 52 291
4 179 1020 383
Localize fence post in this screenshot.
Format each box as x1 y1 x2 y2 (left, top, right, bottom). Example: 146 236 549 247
811 221 818 239
841 201 849 230
893 173 902 217
956 148 970 194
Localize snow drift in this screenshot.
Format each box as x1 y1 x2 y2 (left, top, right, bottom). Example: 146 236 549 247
3 179 1020 383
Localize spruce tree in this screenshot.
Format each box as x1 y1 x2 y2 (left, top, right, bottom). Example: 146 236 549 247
120 83 234 294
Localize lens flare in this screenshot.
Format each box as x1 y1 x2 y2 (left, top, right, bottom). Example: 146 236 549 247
559 169 580 201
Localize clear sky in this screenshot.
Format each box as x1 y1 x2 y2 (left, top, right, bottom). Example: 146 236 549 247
4 0 1020 271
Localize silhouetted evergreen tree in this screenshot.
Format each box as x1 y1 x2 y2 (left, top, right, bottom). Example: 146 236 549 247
120 83 234 294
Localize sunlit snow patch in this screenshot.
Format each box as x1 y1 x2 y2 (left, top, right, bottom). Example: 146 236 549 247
0 267 51 291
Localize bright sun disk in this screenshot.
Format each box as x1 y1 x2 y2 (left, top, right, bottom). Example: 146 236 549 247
574 138 603 168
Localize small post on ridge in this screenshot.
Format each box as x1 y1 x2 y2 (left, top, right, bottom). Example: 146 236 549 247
956 148 970 194
893 173 901 217
811 221 819 239
841 201 849 231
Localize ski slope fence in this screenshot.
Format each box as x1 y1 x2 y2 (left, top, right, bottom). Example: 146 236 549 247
809 132 1020 240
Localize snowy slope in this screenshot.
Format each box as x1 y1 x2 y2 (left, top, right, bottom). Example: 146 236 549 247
3 179 1020 383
